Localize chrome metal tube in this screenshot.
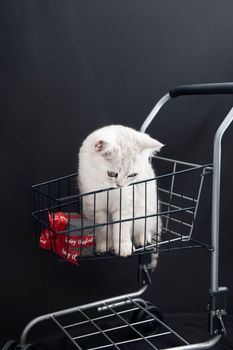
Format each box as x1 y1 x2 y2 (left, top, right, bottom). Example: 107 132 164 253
211 106 233 292
163 335 221 350
140 93 171 133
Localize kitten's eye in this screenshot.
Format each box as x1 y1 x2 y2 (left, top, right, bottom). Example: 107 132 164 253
127 173 138 178
107 171 118 178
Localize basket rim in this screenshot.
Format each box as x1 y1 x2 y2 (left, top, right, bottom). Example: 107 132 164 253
31 156 212 193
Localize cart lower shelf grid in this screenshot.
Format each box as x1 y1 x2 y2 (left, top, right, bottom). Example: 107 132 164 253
52 298 188 350
19 287 223 350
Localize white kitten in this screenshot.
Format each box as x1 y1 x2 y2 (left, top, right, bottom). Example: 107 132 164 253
78 125 163 264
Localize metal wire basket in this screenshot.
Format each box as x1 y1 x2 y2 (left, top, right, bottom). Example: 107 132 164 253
32 155 212 263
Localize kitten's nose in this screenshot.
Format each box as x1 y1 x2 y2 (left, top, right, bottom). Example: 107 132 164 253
116 182 124 188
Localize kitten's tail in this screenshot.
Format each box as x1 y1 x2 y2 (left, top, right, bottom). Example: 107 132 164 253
149 216 162 271
150 252 159 271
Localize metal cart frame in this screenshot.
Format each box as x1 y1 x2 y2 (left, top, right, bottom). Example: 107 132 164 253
6 83 233 350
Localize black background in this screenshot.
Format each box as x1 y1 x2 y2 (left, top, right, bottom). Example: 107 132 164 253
0 0 233 347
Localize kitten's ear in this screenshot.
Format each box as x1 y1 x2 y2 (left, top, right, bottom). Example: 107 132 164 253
140 133 165 154
95 140 115 160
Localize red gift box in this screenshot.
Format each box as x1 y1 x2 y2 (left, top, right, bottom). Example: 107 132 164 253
39 212 95 266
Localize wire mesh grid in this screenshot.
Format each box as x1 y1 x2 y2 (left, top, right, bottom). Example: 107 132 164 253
31 156 212 262
47 297 190 350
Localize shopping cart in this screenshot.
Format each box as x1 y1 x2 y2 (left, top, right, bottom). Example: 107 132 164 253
3 83 232 350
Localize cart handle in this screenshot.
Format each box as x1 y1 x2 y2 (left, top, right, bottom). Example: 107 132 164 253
140 86 233 298
140 82 233 134
169 82 233 98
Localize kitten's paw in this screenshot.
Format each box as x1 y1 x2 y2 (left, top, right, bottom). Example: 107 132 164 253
96 241 107 255
133 232 152 248
113 241 134 257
